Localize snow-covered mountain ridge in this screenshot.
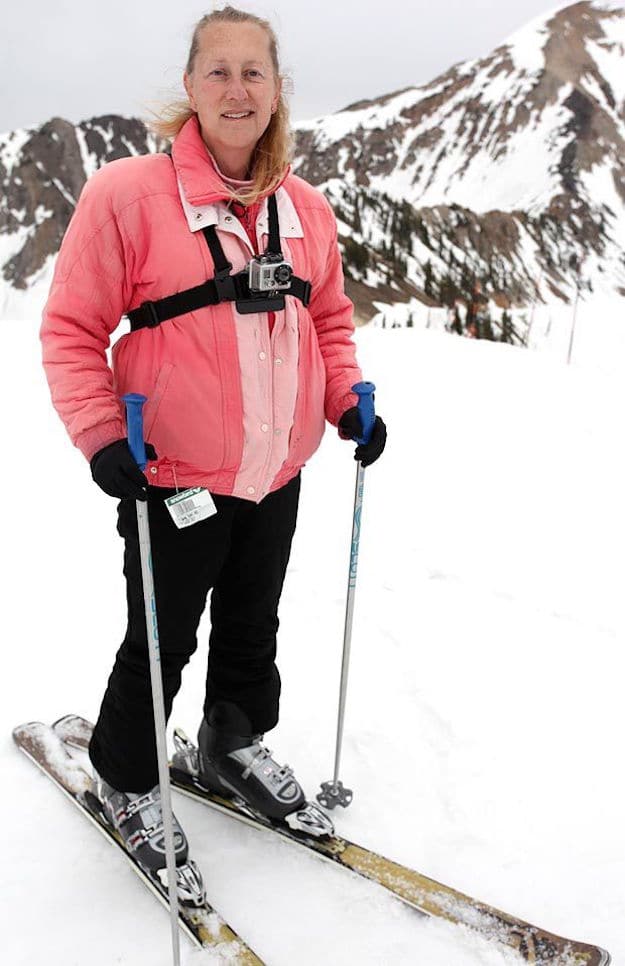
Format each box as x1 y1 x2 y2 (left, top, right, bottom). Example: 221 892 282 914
297 0 625 213
293 0 625 317
1 1 624 339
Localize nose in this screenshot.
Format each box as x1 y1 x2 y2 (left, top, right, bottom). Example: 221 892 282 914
224 74 248 102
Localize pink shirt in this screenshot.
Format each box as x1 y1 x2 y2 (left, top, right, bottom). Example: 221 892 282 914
203 153 285 500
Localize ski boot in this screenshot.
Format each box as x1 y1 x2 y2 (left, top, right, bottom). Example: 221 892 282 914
196 701 334 838
94 773 205 906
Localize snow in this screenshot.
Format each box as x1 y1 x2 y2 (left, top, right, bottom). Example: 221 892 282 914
1 304 623 963
0 256 55 321
497 5 553 74
296 87 425 141
0 221 30 269
339 58 580 215
402 91 571 214
75 125 101 180
587 13 625 109
0 126 31 174
577 161 625 291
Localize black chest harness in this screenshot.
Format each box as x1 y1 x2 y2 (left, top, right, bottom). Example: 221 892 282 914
126 193 312 332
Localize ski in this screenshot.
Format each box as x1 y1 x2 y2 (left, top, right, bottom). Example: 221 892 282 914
13 720 264 965
53 713 611 966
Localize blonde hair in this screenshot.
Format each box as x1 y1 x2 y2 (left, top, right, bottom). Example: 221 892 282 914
149 5 293 205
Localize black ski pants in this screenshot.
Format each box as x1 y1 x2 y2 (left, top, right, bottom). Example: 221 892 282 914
88 475 300 792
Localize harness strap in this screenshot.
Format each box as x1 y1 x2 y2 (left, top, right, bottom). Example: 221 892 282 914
267 192 281 256
203 223 232 275
126 193 312 332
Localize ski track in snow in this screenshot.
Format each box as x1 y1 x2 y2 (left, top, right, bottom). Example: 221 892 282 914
2 311 623 964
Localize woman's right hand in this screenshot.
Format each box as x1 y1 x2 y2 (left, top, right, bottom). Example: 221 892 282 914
90 439 157 500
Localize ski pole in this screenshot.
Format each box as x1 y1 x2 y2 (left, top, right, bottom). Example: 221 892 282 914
318 381 376 811
123 393 181 966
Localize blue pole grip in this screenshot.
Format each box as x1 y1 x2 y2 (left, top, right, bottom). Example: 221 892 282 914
122 393 148 471
352 381 376 446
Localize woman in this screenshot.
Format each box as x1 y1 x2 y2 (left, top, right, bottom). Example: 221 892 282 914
40 5 386 896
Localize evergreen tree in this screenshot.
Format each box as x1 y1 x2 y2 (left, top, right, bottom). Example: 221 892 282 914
460 261 472 296
479 313 495 341
344 237 369 276
500 310 513 344
465 297 476 332
424 260 434 298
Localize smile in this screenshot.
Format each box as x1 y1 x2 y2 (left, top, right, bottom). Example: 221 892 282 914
221 112 254 120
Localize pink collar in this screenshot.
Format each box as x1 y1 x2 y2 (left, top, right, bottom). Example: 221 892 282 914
171 114 291 206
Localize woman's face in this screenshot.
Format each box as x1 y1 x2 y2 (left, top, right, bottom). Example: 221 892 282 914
183 21 281 176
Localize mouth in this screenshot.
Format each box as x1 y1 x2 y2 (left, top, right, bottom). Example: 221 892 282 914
221 111 254 121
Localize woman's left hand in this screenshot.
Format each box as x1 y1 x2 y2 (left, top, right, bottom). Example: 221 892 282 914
338 408 387 467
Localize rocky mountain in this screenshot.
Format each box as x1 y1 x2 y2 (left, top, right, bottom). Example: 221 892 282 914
0 116 164 315
294 0 625 330
1 1 625 343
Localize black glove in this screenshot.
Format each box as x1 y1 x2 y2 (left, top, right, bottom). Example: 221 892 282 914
90 439 158 500
338 408 387 467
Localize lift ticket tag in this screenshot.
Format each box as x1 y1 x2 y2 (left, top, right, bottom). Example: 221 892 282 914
165 487 217 529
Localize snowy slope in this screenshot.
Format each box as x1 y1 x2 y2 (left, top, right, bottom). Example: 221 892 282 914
2 315 624 963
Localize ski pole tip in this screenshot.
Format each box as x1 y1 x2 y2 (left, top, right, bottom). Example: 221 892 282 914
317 780 354 810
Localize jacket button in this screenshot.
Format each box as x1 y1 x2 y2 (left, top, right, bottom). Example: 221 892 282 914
274 428 282 436
258 351 266 361
261 423 269 432
150 467 157 474
195 213 203 221
275 357 283 365
246 486 256 495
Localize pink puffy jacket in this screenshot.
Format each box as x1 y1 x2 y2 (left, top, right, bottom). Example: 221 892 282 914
40 116 362 501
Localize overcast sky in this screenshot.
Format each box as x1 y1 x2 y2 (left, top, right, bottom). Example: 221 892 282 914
1 1 620 133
